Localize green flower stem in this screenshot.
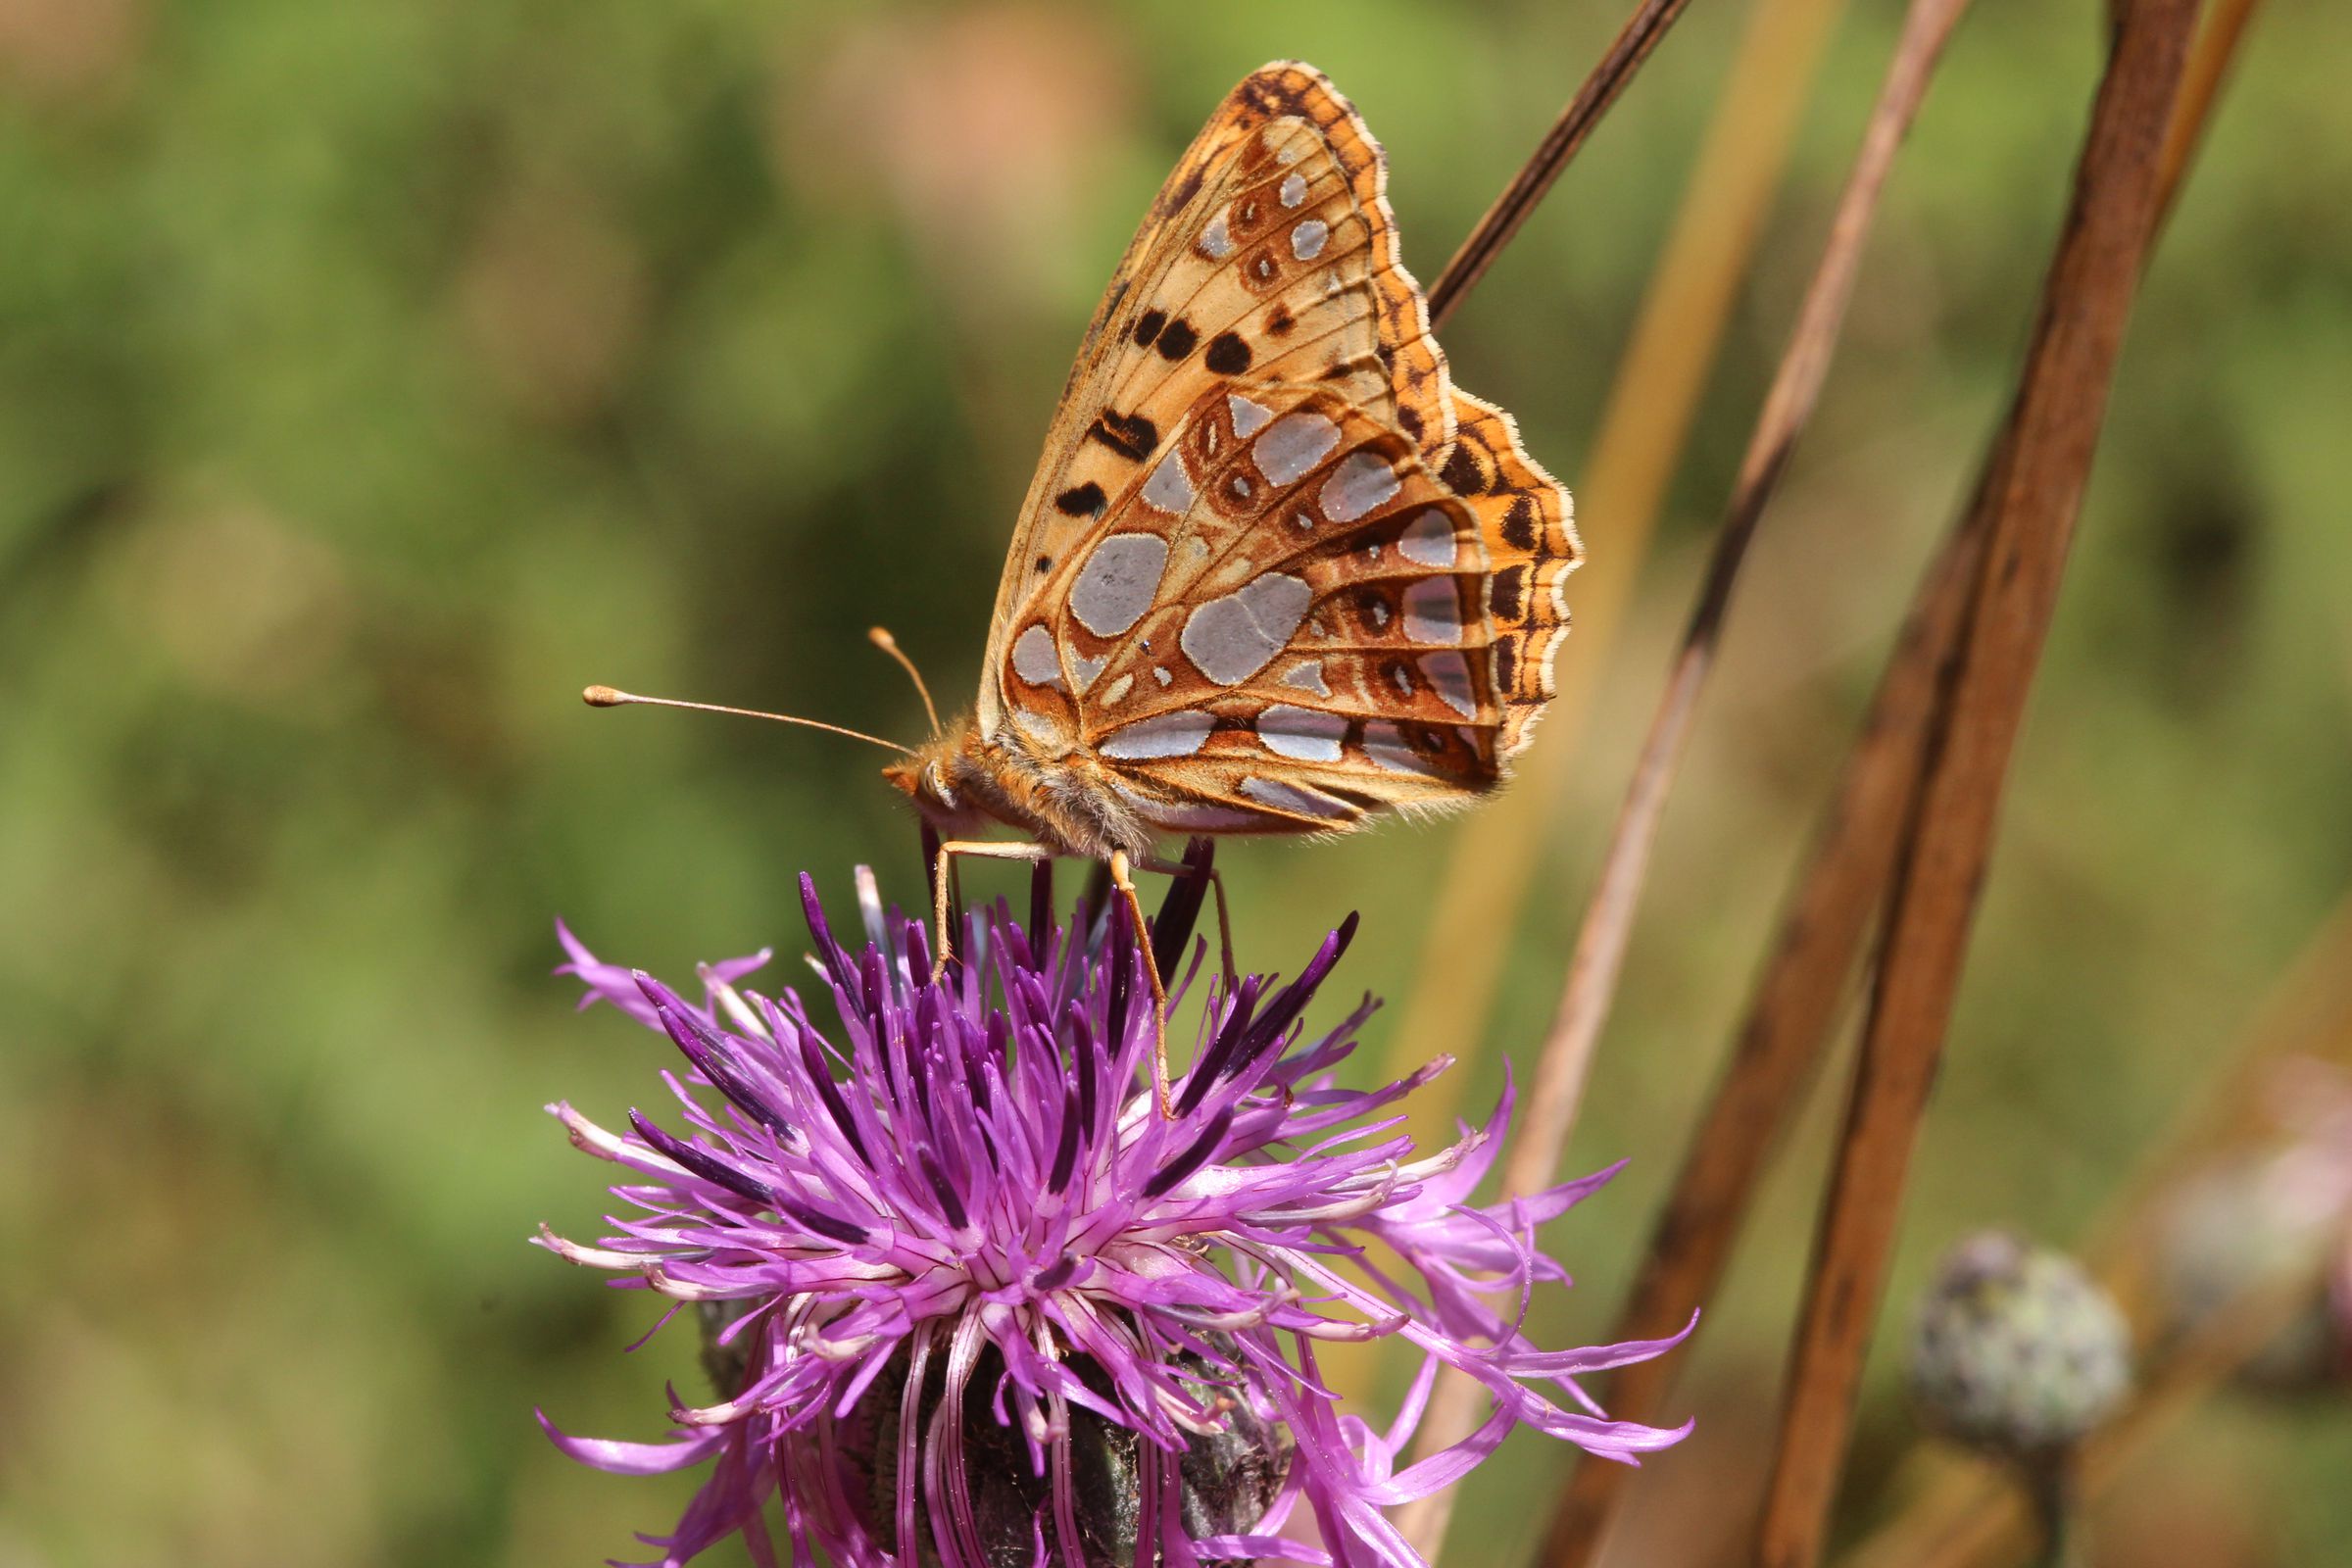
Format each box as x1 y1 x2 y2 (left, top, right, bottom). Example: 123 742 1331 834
2026 1450 2083 1568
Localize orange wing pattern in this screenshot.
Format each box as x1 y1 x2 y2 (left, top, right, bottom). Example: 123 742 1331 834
975 62 1577 835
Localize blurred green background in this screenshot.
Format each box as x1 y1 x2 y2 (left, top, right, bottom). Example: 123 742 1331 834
4 0 2348 1563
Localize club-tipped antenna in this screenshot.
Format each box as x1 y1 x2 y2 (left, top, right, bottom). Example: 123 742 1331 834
867 626 942 734
582 685 914 756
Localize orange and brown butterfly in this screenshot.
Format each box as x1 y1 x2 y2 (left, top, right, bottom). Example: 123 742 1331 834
592 62 1579 1102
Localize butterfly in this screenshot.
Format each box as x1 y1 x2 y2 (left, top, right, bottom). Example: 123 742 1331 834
874 60 1581 1097
592 62 1579 1104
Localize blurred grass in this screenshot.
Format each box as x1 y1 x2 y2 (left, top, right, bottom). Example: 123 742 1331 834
1 1 2347 1564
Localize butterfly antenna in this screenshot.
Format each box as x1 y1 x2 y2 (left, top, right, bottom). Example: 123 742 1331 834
867 626 942 734
582 686 915 756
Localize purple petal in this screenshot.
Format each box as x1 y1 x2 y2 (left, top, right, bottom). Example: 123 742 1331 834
535 1409 726 1475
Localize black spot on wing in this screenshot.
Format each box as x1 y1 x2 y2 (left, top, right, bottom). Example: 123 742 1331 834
1156 318 1200 361
1500 496 1540 552
1087 412 1159 463
1441 442 1492 496
1204 332 1251 374
1132 310 1166 348
1490 564 1527 621
1054 481 1106 517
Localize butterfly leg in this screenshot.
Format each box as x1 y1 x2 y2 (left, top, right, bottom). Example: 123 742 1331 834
1107 850 1175 1118
929 839 1055 982
1138 854 1238 986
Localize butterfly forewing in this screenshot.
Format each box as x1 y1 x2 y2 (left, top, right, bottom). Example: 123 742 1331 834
971 61 1575 843
981 68 1443 725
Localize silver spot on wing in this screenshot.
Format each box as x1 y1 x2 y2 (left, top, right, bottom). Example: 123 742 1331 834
1254 704 1347 762
1140 448 1194 514
1403 578 1462 644
1226 393 1274 438
1012 624 1062 688
1278 661 1330 697
1421 650 1478 718
1180 572 1312 686
1070 533 1169 637
1397 508 1457 566
1240 775 1354 820
1363 720 1440 775
1253 412 1341 486
1100 710 1215 760
1319 452 1400 522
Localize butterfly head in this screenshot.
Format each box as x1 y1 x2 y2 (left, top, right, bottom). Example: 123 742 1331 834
881 728 989 835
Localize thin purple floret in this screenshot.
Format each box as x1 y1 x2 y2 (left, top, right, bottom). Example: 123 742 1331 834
539 867 1691 1568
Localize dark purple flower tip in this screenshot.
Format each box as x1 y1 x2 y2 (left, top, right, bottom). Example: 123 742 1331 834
540 863 1689 1567
631 973 797 1144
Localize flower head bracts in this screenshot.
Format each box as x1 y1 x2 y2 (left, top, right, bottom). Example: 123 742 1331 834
539 868 1690 1567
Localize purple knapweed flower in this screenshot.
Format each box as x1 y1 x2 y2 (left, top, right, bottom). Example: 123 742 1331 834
537 858 1690 1567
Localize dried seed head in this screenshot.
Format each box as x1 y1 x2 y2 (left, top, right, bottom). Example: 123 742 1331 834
1907 1231 2132 1462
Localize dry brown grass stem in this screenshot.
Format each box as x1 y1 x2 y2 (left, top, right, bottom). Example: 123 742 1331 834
1502 0 1977 1220
1541 490 1995 1567
1750 4 2202 1563
2158 0 2260 205
1540 1 2262 1558
1355 0 1852 1436
1425 0 1695 330
1401 0 1973 1554
1378 0 1854 1184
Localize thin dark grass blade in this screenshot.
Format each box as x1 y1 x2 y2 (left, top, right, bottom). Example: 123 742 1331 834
1426 0 1696 329
1751 4 2204 1562
1539 2 2262 1556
